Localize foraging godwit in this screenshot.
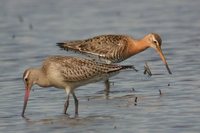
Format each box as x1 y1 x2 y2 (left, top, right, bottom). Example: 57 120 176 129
22 56 137 117
57 33 172 74
57 33 172 93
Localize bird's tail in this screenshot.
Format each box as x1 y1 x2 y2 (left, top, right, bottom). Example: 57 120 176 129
57 42 83 53
121 65 138 72
57 42 67 49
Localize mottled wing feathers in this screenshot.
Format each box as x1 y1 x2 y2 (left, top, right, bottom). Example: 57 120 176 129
57 35 130 63
45 56 131 82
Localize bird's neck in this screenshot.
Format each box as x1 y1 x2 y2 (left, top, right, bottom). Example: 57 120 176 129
127 39 150 57
34 68 51 88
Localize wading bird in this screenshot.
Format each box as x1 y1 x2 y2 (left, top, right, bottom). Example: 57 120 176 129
57 33 172 91
22 56 137 117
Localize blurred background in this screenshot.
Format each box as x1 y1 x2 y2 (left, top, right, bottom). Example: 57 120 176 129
0 0 200 132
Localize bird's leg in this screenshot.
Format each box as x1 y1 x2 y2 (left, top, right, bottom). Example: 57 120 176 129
63 91 70 114
104 79 110 97
72 92 79 116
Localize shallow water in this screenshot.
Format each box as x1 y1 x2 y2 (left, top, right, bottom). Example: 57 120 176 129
0 0 200 132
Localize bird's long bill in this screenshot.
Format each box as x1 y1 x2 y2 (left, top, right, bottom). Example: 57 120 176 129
156 46 172 74
21 87 30 117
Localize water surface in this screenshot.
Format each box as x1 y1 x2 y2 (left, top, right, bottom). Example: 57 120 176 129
0 0 200 132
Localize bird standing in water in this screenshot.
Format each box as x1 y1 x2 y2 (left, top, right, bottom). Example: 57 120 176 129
21 56 137 117
57 33 172 92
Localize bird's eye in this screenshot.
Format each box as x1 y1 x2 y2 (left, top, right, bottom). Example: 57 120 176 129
153 40 157 44
24 78 28 82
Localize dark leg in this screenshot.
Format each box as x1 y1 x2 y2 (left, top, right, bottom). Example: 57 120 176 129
72 92 79 116
63 93 70 114
104 79 110 97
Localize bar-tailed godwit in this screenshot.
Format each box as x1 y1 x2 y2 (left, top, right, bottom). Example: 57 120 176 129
57 33 172 93
57 33 172 74
21 56 137 117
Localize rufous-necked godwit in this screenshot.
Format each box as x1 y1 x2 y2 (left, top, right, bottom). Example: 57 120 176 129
57 33 172 74
57 33 172 92
21 56 137 117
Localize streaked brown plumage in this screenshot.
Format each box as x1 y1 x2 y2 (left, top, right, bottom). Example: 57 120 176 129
57 33 171 75
58 35 129 63
21 56 137 117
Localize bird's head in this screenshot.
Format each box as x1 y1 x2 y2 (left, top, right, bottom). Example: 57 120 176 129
144 33 172 74
21 68 37 117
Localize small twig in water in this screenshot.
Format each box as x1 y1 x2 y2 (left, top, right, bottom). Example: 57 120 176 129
134 97 138 106
159 89 162 96
144 62 152 76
